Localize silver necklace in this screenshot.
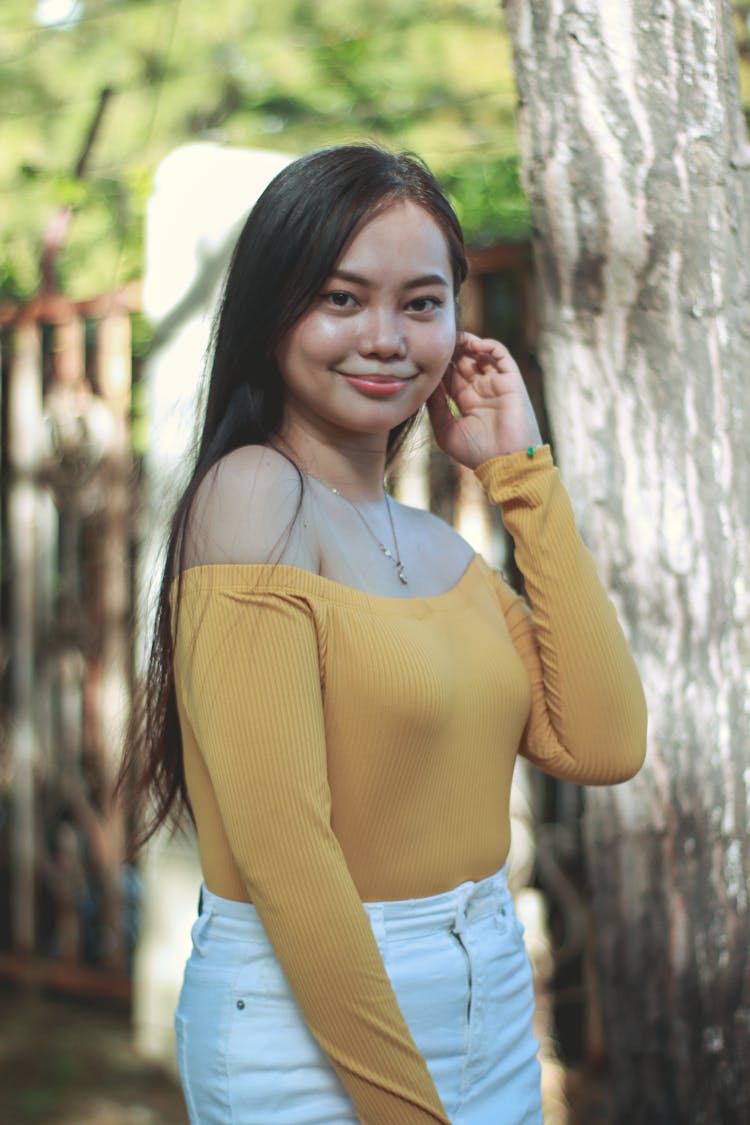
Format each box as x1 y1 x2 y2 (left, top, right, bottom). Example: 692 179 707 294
312 476 408 585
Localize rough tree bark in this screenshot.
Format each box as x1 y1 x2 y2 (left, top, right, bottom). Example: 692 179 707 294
502 1 750 1121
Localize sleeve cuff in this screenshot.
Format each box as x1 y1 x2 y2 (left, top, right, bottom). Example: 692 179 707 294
474 444 555 506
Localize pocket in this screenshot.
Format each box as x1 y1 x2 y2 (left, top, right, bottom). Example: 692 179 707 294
226 947 329 1108
176 962 246 1123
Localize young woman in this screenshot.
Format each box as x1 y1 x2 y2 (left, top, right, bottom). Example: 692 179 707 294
123 144 647 1125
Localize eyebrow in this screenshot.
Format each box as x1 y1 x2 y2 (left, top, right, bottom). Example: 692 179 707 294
329 269 450 290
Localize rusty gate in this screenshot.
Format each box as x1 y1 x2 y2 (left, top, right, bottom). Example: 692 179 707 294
0 283 142 1000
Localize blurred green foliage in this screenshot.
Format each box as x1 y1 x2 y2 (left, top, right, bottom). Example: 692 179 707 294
442 155 530 246
3 1 747 302
0 0 523 300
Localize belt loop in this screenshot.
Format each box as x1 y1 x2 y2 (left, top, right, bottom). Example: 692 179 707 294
494 866 510 917
451 882 473 937
191 889 213 957
366 902 386 944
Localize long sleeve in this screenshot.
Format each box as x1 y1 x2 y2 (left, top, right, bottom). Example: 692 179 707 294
173 581 451 1125
475 446 647 784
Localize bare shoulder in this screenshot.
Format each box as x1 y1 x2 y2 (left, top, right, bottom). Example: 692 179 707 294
399 501 476 570
181 445 319 571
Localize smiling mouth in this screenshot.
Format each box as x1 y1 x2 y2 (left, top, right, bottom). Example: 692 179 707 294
338 371 416 382
339 372 414 396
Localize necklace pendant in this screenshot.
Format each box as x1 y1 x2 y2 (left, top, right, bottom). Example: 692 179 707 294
317 472 406 588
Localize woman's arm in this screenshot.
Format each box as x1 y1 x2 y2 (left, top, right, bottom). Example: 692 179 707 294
476 446 647 784
426 333 646 785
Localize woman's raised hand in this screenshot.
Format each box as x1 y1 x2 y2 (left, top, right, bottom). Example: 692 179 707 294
426 332 543 470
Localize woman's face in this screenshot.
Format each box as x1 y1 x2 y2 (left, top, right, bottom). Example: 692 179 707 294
275 200 457 445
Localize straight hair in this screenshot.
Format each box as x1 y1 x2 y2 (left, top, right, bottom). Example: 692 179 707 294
118 143 468 847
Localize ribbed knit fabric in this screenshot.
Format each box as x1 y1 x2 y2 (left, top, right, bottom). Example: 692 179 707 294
171 445 647 1125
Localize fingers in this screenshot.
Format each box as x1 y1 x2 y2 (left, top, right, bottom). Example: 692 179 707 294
455 331 500 349
452 333 519 382
455 333 510 360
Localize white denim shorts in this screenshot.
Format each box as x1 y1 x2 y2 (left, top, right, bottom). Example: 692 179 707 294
175 867 543 1124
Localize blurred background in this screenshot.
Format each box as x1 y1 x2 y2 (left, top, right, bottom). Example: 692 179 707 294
1 2 749 1123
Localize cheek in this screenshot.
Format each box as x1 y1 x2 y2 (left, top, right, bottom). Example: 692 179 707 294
277 314 347 372
424 320 457 366
428 299 458 359
295 319 354 364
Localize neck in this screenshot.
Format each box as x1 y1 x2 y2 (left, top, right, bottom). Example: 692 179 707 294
272 420 390 504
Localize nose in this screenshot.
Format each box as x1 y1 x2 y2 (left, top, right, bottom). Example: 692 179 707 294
359 307 407 359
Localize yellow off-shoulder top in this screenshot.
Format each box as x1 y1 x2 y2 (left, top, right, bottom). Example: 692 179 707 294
171 446 647 1125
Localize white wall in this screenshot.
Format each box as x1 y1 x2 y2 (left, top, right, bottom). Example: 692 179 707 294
134 143 293 1069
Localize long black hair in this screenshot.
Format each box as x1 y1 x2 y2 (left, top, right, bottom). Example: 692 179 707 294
119 143 469 845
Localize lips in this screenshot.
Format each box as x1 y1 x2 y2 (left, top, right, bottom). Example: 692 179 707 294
337 367 418 398
340 373 413 397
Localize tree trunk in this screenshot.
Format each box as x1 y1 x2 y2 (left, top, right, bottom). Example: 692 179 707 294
502 1 750 1120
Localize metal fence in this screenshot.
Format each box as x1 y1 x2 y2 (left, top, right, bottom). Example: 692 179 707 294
0 283 141 1000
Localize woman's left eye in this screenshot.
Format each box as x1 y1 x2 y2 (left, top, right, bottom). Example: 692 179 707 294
408 296 442 313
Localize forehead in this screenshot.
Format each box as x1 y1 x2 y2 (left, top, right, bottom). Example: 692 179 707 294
335 200 452 281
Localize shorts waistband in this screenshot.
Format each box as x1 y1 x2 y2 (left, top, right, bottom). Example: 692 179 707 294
364 867 511 941
196 866 511 946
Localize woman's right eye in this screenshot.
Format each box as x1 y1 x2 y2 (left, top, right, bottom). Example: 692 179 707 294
322 291 357 309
